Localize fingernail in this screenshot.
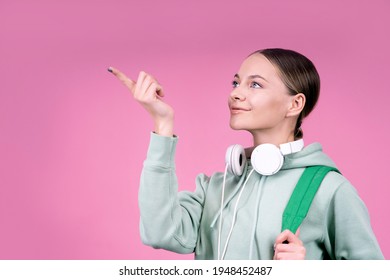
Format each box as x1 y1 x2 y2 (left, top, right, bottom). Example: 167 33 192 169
107 67 113 73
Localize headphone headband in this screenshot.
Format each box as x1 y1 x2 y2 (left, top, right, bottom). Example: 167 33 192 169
279 139 304 155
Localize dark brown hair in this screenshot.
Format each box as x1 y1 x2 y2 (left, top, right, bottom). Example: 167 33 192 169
251 48 320 139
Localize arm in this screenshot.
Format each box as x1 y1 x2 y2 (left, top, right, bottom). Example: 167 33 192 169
109 67 207 252
324 181 384 259
139 133 208 253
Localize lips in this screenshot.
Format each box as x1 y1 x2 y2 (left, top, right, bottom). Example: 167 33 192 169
230 107 251 114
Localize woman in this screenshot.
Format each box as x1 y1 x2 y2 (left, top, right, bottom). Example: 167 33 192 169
108 48 383 260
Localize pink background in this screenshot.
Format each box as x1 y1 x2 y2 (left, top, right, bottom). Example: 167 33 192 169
0 0 389 260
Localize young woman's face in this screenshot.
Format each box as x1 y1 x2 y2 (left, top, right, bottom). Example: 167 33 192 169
228 53 293 133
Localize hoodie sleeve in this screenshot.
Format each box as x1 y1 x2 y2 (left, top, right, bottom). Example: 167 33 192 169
323 180 384 259
138 132 208 254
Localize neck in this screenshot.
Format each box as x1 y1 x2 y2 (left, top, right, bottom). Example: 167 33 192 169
244 129 296 158
250 128 296 147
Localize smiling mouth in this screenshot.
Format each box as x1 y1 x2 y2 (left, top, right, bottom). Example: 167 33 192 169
230 107 251 114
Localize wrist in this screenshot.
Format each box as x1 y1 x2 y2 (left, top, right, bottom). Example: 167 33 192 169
154 119 174 137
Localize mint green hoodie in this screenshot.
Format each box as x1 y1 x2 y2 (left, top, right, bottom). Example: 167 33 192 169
139 133 384 259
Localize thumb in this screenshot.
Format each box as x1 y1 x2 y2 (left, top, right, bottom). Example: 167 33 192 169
295 227 301 237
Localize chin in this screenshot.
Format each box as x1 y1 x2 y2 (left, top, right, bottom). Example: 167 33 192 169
229 121 247 131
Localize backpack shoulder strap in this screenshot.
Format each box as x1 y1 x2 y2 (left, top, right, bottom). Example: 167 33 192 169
282 165 340 234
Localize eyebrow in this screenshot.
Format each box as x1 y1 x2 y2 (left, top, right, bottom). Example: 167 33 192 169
234 73 269 83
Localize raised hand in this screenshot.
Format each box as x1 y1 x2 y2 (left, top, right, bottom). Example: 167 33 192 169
108 67 174 137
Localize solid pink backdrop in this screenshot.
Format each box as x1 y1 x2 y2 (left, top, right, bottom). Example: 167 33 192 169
0 0 389 259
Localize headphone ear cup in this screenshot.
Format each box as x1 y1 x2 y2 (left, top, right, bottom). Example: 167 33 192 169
225 145 246 176
251 144 284 176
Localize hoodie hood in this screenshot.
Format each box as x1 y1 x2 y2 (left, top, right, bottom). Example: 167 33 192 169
282 142 338 170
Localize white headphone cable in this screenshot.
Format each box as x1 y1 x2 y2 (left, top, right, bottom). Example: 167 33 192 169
220 168 255 260
217 163 229 260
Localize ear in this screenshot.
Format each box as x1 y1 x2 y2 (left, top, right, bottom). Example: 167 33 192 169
286 93 305 118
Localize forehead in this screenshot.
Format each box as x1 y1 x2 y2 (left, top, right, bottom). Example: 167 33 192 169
237 53 280 81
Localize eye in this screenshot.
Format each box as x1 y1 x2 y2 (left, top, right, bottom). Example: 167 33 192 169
232 80 239 88
250 81 262 88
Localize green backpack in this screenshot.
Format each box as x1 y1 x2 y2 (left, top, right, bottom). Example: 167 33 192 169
282 165 340 234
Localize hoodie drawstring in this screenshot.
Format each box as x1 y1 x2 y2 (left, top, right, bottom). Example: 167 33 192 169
248 176 266 259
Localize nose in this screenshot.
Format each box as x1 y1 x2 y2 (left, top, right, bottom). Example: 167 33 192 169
230 88 246 101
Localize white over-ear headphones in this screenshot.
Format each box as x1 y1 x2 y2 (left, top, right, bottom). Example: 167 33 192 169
225 139 304 176
218 139 304 259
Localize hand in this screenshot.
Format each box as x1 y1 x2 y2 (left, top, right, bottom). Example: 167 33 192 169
108 67 174 136
273 228 306 260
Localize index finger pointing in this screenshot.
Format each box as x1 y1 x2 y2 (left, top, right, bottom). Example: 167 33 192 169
108 66 136 92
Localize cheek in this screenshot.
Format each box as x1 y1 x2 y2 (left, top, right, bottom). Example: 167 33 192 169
251 96 289 121
252 95 286 113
